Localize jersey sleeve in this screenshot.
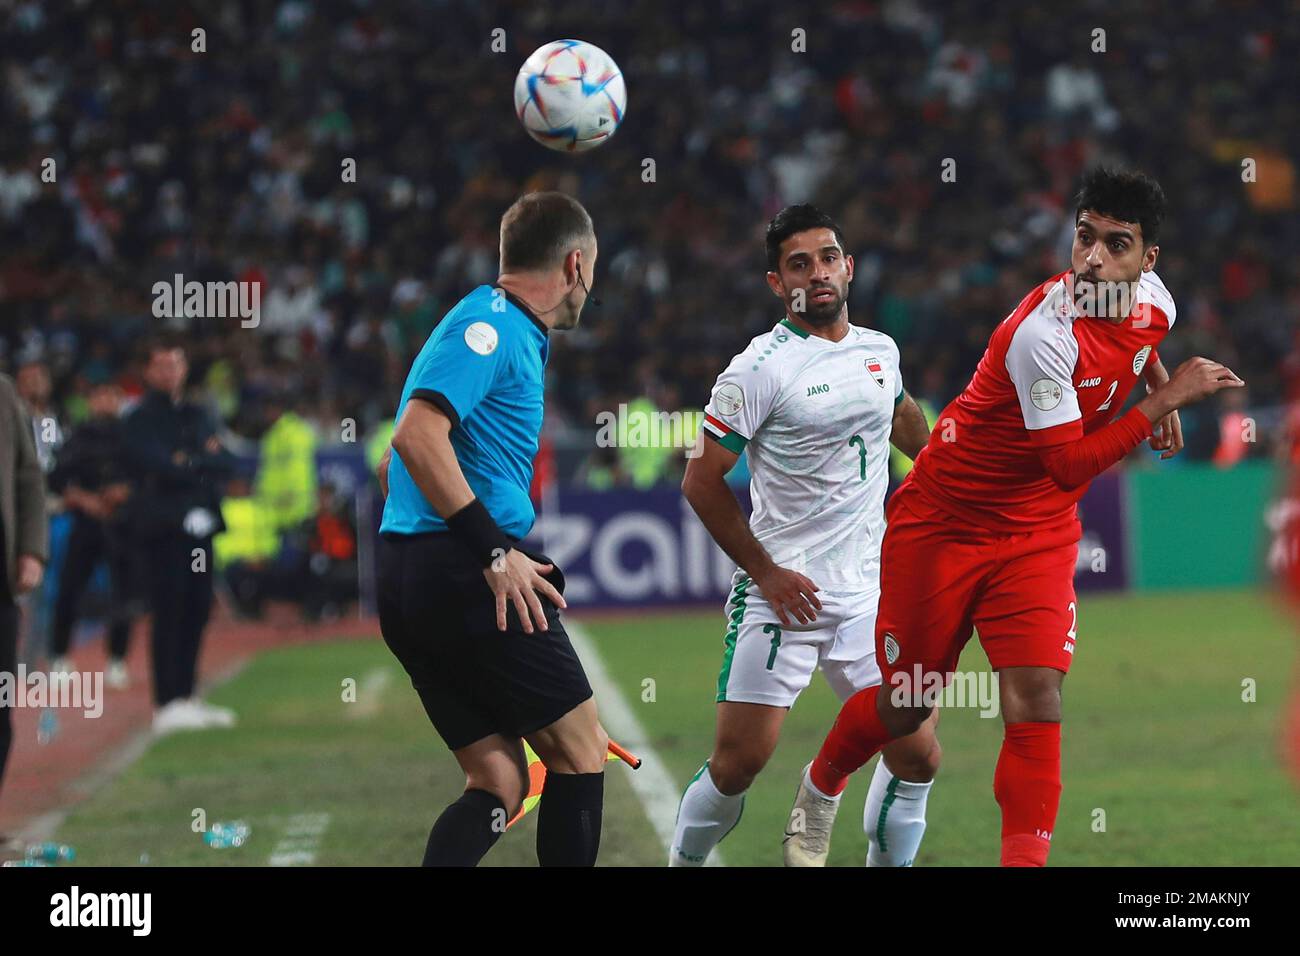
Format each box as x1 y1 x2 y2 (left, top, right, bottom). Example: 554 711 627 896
701 346 780 454
409 313 513 427
1004 315 1082 446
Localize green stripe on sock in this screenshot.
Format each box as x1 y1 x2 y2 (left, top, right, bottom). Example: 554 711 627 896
874 774 901 854
716 577 750 702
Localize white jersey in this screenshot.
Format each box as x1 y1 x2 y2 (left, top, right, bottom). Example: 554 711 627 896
702 317 903 594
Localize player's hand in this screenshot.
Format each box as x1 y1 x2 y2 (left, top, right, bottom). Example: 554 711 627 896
1158 357 1245 411
1149 408 1183 460
15 555 44 594
483 548 567 634
753 564 822 626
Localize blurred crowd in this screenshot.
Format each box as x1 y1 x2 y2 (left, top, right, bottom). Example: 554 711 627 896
12 350 360 642
1 0 1295 495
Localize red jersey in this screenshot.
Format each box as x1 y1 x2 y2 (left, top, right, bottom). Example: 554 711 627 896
911 269 1176 531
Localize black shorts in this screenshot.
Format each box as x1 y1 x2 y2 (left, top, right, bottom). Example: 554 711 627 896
377 532 593 751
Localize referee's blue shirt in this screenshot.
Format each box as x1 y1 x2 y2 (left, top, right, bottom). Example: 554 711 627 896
381 285 549 540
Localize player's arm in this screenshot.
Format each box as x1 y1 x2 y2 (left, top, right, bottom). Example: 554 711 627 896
889 390 929 461
391 400 479 524
1033 359 1242 490
1141 353 1183 459
681 436 821 626
1007 316 1240 490
394 358 564 635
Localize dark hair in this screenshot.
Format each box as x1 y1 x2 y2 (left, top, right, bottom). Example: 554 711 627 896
141 333 186 362
1074 167 1166 246
765 204 847 271
499 192 595 271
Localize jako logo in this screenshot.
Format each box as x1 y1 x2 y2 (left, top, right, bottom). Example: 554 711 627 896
50 886 151 936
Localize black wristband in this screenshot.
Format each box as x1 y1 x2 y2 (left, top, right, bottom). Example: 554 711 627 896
445 498 513 568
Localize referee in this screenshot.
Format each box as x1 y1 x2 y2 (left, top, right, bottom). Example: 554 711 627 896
378 192 608 867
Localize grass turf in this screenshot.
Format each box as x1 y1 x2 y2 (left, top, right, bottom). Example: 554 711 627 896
581 587 1300 866
49 588 1298 866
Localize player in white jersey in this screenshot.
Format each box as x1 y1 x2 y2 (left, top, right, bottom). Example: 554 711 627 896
669 205 943 866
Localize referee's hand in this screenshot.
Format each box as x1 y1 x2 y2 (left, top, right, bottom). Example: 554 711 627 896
484 548 568 634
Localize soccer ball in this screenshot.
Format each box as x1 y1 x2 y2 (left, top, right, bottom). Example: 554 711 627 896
514 40 626 153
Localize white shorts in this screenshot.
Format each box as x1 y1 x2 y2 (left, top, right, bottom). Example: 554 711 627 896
715 570 882 708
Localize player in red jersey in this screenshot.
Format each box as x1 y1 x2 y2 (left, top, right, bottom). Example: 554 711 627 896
782 167 1246 866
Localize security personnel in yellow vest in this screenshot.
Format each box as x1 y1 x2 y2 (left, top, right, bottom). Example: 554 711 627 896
255 393 318 532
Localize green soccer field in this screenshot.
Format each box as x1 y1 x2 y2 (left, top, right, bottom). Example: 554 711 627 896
52 588 1299 866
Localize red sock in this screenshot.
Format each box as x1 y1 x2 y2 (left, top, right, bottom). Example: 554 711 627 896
994 721 1062 867
809 685 892 796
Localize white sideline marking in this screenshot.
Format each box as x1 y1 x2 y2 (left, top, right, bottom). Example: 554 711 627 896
347 667 393 719
267 812 331 866
566 620 725 866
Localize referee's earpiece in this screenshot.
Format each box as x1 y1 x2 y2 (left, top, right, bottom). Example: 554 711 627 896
576 251 601 307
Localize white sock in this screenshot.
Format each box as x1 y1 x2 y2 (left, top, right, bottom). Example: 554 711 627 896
863 758 932 867
669 763 745 866
803 764 842 802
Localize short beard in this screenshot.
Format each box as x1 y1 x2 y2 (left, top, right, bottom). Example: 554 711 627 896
800 290 844 325
1070 271 1138 320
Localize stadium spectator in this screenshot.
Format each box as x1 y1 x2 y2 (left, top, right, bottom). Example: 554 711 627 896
47 382 139 688
12 358 60 673
0 1 1291 477
219 478 357 621
253 392 319 536
122 338 237 734
14 360 61 475
299 481 358 621
0 370 48 845
215 476 280 619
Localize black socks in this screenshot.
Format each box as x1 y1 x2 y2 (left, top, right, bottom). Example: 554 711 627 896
423 789 507 866
423 772 605 867
536 770 604 867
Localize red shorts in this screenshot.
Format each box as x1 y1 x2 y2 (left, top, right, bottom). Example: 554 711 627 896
876 479 1082 684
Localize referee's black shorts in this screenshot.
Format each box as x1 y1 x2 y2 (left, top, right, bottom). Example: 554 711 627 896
377 532 593 752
